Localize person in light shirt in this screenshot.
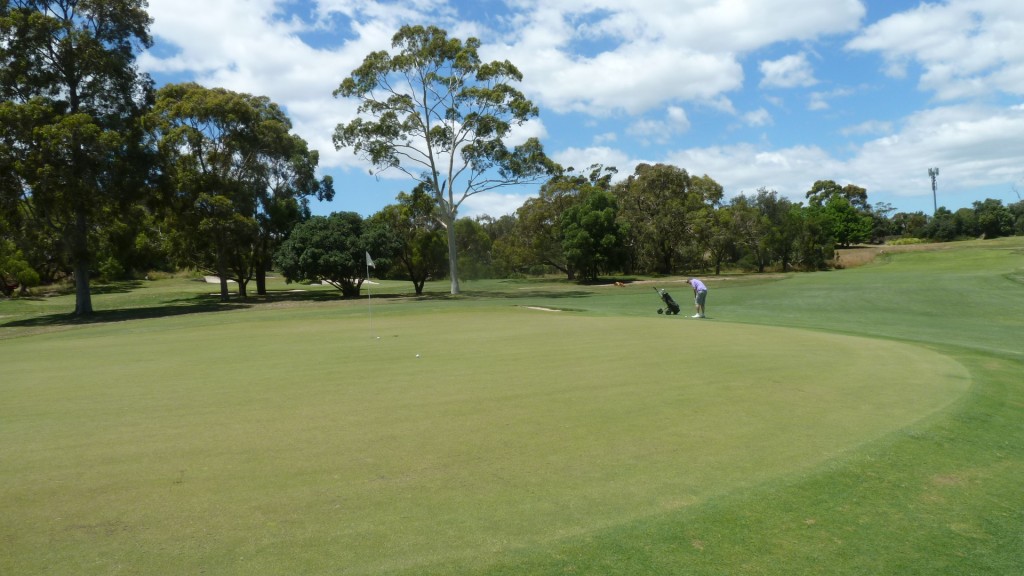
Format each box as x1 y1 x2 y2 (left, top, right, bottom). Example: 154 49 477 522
688 278 707 318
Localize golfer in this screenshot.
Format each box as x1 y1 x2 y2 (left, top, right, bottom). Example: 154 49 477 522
688 278 707 318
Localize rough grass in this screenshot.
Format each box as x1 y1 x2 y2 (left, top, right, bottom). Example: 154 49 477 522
1 236 1022 575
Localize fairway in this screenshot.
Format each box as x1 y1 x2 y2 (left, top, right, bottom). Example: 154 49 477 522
1 303 969 575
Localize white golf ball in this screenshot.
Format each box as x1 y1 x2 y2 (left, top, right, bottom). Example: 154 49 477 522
415 354 421 358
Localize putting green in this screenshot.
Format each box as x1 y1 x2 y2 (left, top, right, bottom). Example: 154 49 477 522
0 306 969 575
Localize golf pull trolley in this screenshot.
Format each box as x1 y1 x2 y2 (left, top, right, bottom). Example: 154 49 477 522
654 287 681 315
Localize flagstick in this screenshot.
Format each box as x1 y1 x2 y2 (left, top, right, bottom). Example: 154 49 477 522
367 260 373 339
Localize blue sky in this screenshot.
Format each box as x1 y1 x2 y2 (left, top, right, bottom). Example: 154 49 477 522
138 0 1024 219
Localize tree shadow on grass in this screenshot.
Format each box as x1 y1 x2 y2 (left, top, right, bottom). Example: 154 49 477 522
1 300 249 328
1 287 369 329
0 284 600 330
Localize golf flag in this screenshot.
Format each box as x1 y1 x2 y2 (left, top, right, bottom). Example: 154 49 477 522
365 251 375 268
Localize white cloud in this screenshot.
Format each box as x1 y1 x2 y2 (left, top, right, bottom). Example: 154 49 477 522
609 101 1024 210
808 93 830 111
849 103 1024 202
488 0 864 116
809 87 856 111
627 106 692 145
841 119 893 137
461 191 535 218
140 0 402 173
667 106 690 128
744 108 773 127
760 53 818 88
135 1 1024 217
552 146 636 177
847 0 1024 100
664 143 843 202
653 102 1024 206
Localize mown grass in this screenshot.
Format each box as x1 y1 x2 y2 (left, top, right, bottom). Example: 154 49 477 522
1 237 1022 575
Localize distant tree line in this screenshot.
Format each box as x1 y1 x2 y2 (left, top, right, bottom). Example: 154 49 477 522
3 3 1022 309
358 164 1023 286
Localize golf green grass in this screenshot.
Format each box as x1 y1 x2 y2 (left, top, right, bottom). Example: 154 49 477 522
1 237 1022 575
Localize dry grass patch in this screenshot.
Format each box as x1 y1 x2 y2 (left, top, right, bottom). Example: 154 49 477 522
835 241 962 268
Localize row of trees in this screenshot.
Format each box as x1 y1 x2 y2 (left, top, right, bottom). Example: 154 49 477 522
1 2 333 311
270 163 1024 296
4 5 1023 307
2 5 554 312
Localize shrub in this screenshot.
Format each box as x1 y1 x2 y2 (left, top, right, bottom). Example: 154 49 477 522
97 257 126 282
888 237 927 246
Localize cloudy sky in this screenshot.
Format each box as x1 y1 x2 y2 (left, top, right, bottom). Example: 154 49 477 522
138 0 1024 218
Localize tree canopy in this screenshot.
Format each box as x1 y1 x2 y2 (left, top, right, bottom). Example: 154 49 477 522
146 83 332 301
615 164 722 274
1 0 155 315
333 24 557 294
274 212 375 298
3 11 1022 304
367 185 447 295
559 188 626 282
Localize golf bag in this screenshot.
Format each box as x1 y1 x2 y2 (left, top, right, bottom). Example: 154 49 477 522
655 287 681 315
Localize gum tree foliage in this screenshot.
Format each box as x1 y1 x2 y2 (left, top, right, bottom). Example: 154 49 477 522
824 195 872 247
685 173 726 271
477 213 519 277
559 188 626 282
795 204 836 270
918 198 1018 241
454 216 494 281
973 198 1015 238
0 0 155 315
891 211 929 238
615 164 723 275
752 189 802 272
805 179 868 210
506 164 617 280
727 193 771 272
147 83 332 301
333 25 556 294
869 201 898 241
274 212 377 299
1010 199 1024 235
367 185 447 295
805 179 872 246
697 204 738 276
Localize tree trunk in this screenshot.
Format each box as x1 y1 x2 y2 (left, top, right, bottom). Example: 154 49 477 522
342 279 362 299
73 258 92 316
72 211 93 316
256 266 267 295
216 242 230 302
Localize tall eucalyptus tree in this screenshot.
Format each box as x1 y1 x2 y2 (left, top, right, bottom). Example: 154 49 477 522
1 0 155 315
333 25 555 294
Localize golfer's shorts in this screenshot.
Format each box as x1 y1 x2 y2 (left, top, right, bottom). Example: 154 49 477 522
695 289 707 306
